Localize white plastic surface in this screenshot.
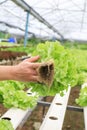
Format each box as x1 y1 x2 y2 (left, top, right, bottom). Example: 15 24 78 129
40 87 71 130
0 89 39 129
1 108 32 129
82 83 87 130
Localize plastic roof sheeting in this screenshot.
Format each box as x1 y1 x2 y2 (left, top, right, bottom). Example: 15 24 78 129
0 0 87 41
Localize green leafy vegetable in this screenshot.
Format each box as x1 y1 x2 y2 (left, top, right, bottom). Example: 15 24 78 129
76 85 87 106
27 41 78 96
0 119 14 130
3 90 38 109
0 81 38 109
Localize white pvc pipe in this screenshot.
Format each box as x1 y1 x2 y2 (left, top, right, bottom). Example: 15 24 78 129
40 87 71 130
0 89 39 129
1 108 33 129
82 83 87 130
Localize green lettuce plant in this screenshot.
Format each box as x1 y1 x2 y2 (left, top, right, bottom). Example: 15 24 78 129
27 41 78 96
0 119 14 130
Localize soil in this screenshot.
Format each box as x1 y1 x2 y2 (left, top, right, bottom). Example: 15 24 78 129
0 51 27 60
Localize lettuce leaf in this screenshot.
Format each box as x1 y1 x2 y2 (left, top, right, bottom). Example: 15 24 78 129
27 41 78 96
0 119 14 130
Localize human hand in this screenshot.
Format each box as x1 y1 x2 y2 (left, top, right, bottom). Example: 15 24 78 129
12 56 41 82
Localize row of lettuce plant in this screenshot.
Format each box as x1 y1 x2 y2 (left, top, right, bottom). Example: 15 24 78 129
0 41 87 130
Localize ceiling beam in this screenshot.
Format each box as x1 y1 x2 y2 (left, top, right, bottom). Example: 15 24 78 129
11 0 64 40
0 21 34 36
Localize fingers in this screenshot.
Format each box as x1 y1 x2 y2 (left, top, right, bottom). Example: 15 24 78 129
27 56 40 62
24 55 41 68
29 62 41 70
29 76 39 82
16 55 41 82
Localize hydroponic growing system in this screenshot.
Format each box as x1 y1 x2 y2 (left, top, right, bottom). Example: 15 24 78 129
0 0 87 130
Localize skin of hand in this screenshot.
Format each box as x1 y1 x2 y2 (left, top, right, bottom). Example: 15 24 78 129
0 56 41 82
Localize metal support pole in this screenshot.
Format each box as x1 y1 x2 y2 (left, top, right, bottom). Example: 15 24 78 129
67 105 83 112
38 101 83 112
24 11 29 47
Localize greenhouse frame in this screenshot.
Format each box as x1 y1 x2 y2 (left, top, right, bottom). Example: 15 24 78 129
0 0 87 130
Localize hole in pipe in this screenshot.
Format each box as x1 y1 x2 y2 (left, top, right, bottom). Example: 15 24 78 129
27 92 32 95
55 103 62 105
2 117 11 120
49 116 58 120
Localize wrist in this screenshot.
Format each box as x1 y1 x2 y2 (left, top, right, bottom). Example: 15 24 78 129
10 66 18 81
0 66 17 81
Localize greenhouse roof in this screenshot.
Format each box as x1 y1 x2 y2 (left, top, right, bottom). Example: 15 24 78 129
0 0 87 41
